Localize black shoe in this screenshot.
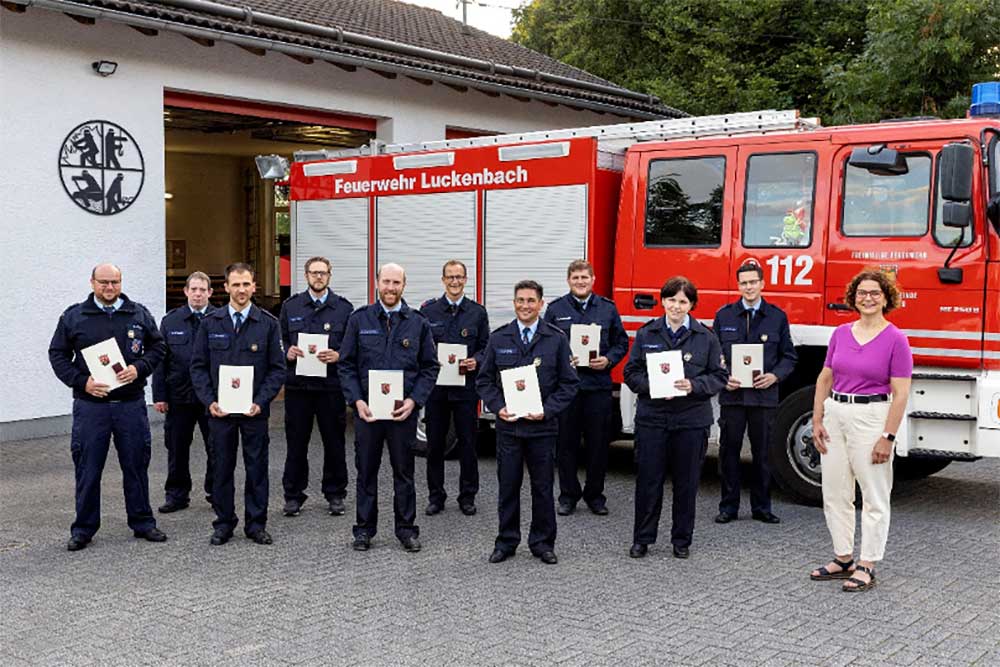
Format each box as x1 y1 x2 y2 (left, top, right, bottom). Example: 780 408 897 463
158 500 189 513
401 536 422 552
459 503 477 516
283 499 303 517
352 535 371 551
133 527 168 542
425 502 443 516
534 550 558 565
629 543 648 559
327 498 345 516
587 503 609 516
67 536 90 552
752 511 781 524
715 512 737 524
489 548 512 563
557 502 576 516
209 529 232 546
246 529 273 545
672 545 690 559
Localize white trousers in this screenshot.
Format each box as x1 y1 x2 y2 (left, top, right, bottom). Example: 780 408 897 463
820 397 894 562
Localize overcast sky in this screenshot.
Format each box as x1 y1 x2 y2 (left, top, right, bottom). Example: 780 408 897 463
402 0 520 39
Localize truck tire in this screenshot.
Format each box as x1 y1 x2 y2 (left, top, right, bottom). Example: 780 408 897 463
894 457 951 480
769 386 823 506
413 416 458 459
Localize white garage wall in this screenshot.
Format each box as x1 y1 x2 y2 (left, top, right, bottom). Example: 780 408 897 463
0 10 628 431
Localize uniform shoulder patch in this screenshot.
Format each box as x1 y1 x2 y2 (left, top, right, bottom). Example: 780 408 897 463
420 298 437 309
599 295 616 305
259 308 279 322
638 317 658 330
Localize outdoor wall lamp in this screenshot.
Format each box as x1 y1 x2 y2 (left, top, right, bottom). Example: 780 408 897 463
92 60 118 77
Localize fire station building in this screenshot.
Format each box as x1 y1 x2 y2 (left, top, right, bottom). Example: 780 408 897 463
0 0 682 438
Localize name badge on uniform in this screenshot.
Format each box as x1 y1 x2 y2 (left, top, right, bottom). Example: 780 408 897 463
533 357 542 367
402 338 410 348
251 343 258 352
760 334 768 342
324 322 331 331
127 330 135 339
683 352 692 362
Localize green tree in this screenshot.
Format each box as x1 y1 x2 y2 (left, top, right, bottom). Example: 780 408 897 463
512 0 999 124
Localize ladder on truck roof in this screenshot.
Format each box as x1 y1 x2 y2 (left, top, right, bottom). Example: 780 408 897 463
294 109 821 162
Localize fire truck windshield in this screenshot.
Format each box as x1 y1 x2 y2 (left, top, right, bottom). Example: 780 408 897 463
842 153 931 238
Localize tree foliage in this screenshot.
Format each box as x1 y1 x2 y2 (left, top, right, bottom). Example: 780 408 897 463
511 0 1000 124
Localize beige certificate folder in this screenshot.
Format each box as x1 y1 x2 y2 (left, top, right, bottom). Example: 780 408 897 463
731 344 764 387
218 365 253 414
296 333 329 378
436 343 467 387
570 323 601 364
500 364 544 418
646 350 685 399
80 338 129 390
369 369 404 420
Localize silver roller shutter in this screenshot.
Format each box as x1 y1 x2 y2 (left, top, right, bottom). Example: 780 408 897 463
375 191 478 308
484 185 588 329
292 198 369 308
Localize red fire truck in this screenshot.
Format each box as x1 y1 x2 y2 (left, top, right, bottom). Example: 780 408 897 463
269 90 1000 504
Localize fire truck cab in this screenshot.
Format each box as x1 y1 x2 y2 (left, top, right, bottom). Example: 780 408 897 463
274 85 1000 505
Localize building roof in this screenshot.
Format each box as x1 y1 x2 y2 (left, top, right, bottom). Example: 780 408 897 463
18 0 684 119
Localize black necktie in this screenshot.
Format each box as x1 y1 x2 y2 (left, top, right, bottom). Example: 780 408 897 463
746 309 755 335
103 306 115 315
668 325 686 345
522 328 531 346
192 311 203 332
448 304 458 315
234 311 243 334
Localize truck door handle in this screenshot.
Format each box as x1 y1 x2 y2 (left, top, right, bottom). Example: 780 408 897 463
827 303 851 311
634 294 656 310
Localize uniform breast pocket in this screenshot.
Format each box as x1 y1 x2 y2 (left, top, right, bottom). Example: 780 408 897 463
327 326 345 348
684 351 708 376
494 351 519 369
288 319 306 334
208 335 231 351
719 329 742 344
167 331 189 346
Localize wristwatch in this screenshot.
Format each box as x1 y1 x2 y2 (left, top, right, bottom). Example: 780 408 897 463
882 432 896 442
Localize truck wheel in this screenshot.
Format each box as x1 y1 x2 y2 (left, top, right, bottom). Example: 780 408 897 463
414 416 458 459
894 457 951 480
769 386 823 506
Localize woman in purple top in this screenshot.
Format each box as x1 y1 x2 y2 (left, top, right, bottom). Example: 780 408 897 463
809 269 913 592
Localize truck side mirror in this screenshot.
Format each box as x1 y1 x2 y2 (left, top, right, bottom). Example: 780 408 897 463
938 143 974 202
848 145 908 175
942 201 971 228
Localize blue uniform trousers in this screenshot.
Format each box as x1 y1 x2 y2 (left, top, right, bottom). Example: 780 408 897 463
495 431 557 555
353 416 419 541
557 389 612 508
425 396 479 507
718 405 774 515
70 398 156 539
210 416 269 535
163 403 212 504
282 389 348 503
633 425 707 548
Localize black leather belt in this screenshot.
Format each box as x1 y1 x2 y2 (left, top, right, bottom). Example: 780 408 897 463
831 391 889 404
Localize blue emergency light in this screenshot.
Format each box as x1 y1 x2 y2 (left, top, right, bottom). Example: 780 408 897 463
970 82 1000 117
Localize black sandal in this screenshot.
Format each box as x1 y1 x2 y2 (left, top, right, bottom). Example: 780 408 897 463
810 557 854 580
842 564 876 592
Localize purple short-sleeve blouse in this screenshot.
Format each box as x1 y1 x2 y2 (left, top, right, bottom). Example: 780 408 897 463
824 322 913 395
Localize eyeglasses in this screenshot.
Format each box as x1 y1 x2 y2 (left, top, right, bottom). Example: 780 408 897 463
443 275 467 282
306 271 330 277
856 289 884 300
94 279 121 286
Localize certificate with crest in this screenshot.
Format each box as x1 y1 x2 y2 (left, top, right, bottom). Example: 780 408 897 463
500 364 543 418
646 350 685 399
436 343 467 387
369 369 404 420
81 338 130 390
731 344 763 387
296 333 329 378
218 365 253 414
570 323 601 364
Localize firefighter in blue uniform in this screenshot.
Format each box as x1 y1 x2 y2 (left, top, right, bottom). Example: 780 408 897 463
419 259 490 517
279 256 354 518
712 262 797 525
152 271 216 513
190 262 285 546
624 277 727 559
48 263 168 551
337 263 438 553
543 259 628 516
477 280 579 565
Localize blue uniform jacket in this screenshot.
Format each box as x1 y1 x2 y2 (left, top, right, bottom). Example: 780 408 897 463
337 301 438 408
419 295 490 401
189 304 286 417
543 293 628 392
152 304 217 405
476 319 580 437
49 293 166 403
623 317 728 430
279 289 354 392
712 299 797 408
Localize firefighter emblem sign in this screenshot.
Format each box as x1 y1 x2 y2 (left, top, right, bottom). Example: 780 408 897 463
59 120 145 216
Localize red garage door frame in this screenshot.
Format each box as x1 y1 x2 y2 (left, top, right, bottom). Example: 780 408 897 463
164 90 378 131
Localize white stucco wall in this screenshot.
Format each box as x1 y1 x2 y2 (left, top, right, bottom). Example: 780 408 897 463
0 8 627 428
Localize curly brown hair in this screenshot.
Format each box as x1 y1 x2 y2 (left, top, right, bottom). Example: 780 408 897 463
845 268 901 314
